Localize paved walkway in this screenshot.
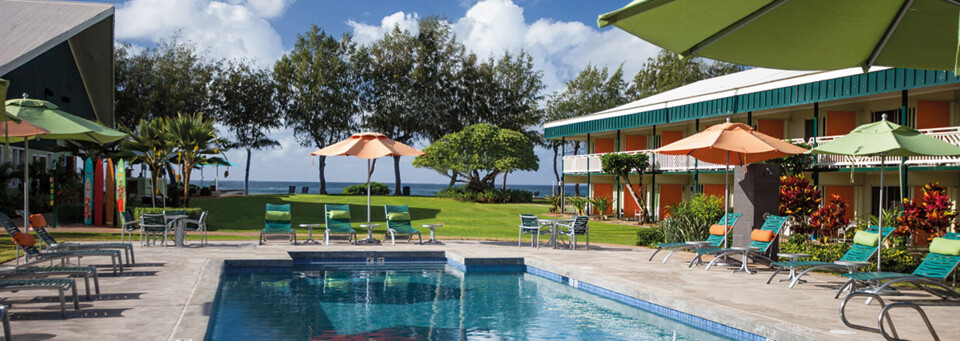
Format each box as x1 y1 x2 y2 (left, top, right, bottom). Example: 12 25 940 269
0 240 955 340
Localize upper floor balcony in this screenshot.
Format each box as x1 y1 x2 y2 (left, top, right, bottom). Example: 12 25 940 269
561 126 960 174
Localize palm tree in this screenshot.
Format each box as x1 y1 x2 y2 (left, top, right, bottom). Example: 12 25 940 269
166 113 218 207
123 118 173 207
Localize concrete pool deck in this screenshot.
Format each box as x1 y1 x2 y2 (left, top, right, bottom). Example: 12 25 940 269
0 240 956 340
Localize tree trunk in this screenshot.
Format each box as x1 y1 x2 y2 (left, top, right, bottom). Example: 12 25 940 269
244 148 252 196
622 177 647 224
183 168 192 207
573 141 581 196
393 155 402 195
502 172 508 191
552 143 559 195
317 155 327 194
165 164 178 207
447 172 458 188
150 170 158 208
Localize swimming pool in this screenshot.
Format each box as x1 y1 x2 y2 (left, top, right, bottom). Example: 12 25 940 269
206 261 739 340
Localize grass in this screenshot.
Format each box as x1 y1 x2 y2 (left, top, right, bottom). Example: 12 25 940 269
189 194 641 245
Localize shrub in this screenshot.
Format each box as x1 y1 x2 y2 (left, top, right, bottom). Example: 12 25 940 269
778 175 821 234
659 194 724 243
591 195 612 218
544 194 563 212
778 233 921 274
567 196 589 215
435 186 533 203
342 182 389 195
636 227 664 246
898 182 956 238
57 202 84 224
809 194 849 241
133 207 203 221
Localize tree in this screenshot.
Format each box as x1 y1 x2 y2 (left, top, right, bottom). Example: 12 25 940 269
274 26 360 194
763 142 814 176
165 113 219 207
209 60 282 196
628 50 743 100
413 124 538 191
600 153 651 223
122 118 174 207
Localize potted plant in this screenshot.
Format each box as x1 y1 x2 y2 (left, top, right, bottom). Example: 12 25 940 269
568 196 589 216
591 195 612 220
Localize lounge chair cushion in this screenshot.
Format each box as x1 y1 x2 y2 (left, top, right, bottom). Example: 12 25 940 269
387 212 410 221
29 214 47 228
929 237 960 256
12 231 35 247
853 230 879 247
326 210 350 220
709 224 729 236
265 211 291 221
751 229 776 242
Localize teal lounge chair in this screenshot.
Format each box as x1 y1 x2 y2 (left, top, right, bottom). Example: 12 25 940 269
31 219 135 265
766 226 894 288
835 232 960 300
384 205 421 245
323 204 357 245
691 215 789 271
261 204 296 245
648 213 742 263
0 213 122 275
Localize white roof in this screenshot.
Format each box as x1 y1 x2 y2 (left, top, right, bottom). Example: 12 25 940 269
0 0 114 76
544 66 890 128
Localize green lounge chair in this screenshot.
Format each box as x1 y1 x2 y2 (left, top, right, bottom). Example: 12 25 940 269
518 214 550 248
30 215 135 265
691 214 789 271
384 205 421 245
0 278 79 317
766 226 894 288
647 213 742 263
323 204 357 245
835 232 960 300
0 213 122 275
261 204 296 245
556 215 590 250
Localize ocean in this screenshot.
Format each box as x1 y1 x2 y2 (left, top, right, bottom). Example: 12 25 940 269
200 180 579 197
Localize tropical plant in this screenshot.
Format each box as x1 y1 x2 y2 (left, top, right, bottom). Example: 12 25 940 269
778 175 821 234
600 152 651 222
567 196 590 216
544 194 563 213
898 182 956 241
636 227 665 246
591 195 612 219
659 194 724 243
762 142 814 176
413 124 538 191
165 113 219 207
123 118 174 207
809 194 850 241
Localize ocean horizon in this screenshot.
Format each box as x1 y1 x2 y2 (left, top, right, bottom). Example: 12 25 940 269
196 180 580 197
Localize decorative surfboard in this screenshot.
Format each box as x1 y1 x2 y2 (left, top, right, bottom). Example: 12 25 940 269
83 158 93 225
116 159 126 216
94 157 103 226
105 158 115 226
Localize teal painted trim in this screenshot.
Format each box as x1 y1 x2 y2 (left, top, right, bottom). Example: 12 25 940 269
545 68 960 139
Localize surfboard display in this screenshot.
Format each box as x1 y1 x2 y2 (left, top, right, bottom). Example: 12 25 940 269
105 158 115 225
94 158 103 226
116 159 126 215
83 158 93 225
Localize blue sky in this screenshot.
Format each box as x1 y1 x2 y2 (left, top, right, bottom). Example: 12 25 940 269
78 0 661 185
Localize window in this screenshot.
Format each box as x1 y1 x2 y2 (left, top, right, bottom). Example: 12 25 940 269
870 186 902 217
804 119 815 141
871 109 901 124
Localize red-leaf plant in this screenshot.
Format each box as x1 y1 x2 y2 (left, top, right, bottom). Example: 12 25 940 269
810 194 850 241
897 182 957 238
778 175 822 234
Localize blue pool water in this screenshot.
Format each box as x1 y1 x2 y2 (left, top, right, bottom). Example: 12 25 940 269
206 264 735 340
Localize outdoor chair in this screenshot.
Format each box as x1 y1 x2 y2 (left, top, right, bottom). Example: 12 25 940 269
518 214 550 248
689 214 789 270
323 204 357 245
0 213 122 275
139 214 175 247
261 203 296 245
647 213 742 263
30 214 136 265
556 215 590 250
182 211 209 246
2 265 100 300
119 211 141 245
835 232 960 300
162 210 188 246
301 186 309 194
384 205 422 245
0 278 79 318
766 225 895 288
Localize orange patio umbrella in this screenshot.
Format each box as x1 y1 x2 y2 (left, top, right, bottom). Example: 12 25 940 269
654 119 808 248
311 132 424 243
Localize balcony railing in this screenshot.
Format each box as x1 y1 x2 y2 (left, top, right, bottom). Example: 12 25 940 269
562 126 960 174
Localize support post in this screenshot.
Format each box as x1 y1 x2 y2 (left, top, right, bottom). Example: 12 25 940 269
586 133 591 214
693 119 699 193
812 102 820 186
561 137 565 213
615 130 621 219
900 90 909 202
651 125 658 221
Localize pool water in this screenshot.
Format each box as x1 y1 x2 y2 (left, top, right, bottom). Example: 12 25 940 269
207 265 733 340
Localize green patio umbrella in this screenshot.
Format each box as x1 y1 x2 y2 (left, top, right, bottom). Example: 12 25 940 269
2 97 127 228
598 0 960 72
809 114 960 271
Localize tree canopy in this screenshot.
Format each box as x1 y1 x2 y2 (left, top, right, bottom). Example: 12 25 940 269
628 50 744 100
413 124 538 191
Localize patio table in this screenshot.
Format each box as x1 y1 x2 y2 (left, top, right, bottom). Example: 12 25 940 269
538 218 570 249
298 224 323 245
165 215 187 248
728 246 760 274
421 224 443 244
776 252 810 283
357 224 381 245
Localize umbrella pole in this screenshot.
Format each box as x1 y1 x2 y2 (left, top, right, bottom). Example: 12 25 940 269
878 155 884 272
724 151 729 249
23 139 29 237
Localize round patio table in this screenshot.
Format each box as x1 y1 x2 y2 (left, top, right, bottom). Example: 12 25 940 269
357 224 381 244
421 224 443 244
165 215 187 247
776 252 810 283
728 246 760 274
538 218 570 249
298 224 323 245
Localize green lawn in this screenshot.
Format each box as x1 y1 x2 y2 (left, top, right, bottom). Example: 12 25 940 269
191 194 641 245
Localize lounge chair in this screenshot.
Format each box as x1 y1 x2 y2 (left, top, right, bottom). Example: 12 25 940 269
261 203 296 245
0 278 80 317
119 211 141 245
182 211 209 246
647 213 742 263
0 305 10 340
835 232 960 300
0 213 122 274
518 214 550 248
323 204 357 245
139 213 176 246
766 226 894 288
690 214 789 271
30 214 136 265
2 265 100 299
556 215 590 250
384 205 422 245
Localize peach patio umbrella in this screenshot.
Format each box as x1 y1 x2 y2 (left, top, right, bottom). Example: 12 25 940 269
311 132 424 243
654 119 808 248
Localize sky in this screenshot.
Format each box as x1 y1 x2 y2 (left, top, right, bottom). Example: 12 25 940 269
78 0 662 185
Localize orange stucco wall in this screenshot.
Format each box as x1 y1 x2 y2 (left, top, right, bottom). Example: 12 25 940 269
659 184 683 218
826 111 856 136
660 131 683 146
757 119 784 139
623 184 646 217
593 183 613 215
594 138 614 153
916 101 950 129
703 184 726 200
824 186 855 221
624 135 646 151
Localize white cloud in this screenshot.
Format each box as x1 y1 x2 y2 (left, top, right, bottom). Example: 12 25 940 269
346 0 662 92
115 0 289 64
